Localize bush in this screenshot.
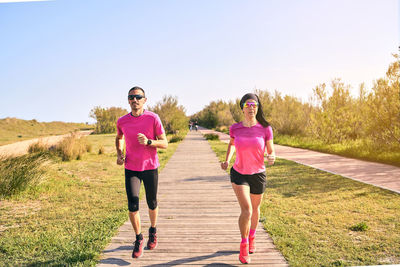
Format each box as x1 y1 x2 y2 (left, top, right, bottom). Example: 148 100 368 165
204 133 219 140
56 133 89 161
349 222 369 232
169 135 183 143
28 141 49 154
0 152 49 199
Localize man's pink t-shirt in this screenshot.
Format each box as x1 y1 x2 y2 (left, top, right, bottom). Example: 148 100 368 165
229 122 273 175
117 110 165 171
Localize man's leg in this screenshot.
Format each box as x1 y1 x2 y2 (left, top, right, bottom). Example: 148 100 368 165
143 169 159 250
125 169 144 258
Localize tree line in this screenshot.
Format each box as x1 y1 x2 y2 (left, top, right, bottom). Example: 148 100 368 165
89 96 188 135
192 56 400 151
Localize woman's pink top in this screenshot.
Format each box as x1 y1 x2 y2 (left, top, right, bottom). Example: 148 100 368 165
117 110 165 171
229 122 273 175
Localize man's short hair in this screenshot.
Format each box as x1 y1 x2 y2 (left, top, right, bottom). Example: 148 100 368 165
128 86 145 97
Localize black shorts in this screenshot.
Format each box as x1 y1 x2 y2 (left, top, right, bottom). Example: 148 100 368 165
230 167 267 195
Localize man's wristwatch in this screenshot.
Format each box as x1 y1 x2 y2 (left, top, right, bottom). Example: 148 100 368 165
147 139 152 146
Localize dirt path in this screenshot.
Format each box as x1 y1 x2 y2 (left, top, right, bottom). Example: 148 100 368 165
199 127 400 194
98 131 288 266
0 130 93 158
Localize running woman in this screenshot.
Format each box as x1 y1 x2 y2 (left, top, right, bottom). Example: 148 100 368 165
116 86 168 258
221 93 275 264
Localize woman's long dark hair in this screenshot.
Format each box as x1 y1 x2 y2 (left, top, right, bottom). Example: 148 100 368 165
240 93 270 127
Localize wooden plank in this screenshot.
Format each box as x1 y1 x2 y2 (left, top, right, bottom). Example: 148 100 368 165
98 131 288 266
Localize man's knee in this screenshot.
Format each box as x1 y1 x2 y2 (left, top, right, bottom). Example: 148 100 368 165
147 199 157 210
128 196 139 212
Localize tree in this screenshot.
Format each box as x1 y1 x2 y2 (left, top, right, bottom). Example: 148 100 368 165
149 95 188 134
89 106 128 134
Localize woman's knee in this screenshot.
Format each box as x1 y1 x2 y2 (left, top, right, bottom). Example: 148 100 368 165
241 208 252 220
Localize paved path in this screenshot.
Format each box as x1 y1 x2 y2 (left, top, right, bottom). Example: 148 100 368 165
0 130 93 157
199 127 400 194
98 131 288 266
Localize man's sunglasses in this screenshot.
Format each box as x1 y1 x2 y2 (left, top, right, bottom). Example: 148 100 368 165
243 102 258 108
128 94 144 100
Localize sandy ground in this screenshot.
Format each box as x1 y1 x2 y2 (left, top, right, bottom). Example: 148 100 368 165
0 130 93 158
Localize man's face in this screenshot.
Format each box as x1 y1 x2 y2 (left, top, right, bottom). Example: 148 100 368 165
128 89 147 111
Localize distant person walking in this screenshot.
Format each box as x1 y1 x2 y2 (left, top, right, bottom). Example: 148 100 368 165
221 93 275 264
116 86 168 259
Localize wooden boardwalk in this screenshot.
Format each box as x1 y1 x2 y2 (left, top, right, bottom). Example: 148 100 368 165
98 131 288 266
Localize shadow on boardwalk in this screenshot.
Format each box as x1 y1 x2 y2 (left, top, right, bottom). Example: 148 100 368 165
98 131 288 267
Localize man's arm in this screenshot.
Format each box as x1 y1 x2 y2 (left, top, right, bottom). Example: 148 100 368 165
116 133 125 165
137 132 168 149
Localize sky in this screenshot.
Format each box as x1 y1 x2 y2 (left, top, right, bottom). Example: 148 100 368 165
0 0 398 123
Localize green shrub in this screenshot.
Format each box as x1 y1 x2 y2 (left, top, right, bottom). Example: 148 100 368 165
169 135 183 143
350 221 369 232
0 152 49 199
204 133 219 140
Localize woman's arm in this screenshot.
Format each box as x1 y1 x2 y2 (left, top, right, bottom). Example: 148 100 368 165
221 137 236 170
265 139 275 165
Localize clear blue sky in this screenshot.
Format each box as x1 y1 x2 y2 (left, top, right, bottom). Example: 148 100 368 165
0 0 398 123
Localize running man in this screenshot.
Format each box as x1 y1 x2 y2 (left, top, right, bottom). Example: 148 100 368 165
116 86 168 258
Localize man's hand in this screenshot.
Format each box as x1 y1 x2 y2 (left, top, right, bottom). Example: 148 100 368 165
221 161 229 170
116 153 124 165
137 133 148 145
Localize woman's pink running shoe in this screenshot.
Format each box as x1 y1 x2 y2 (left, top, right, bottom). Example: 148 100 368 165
239 243 250 264
249 235 256 254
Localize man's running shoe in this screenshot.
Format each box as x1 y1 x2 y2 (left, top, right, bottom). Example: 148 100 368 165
132 238 144 258
239 243 250 264
147 231 157 250
249 235 256 254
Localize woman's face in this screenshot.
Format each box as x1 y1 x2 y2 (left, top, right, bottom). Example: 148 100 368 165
243 99 258 118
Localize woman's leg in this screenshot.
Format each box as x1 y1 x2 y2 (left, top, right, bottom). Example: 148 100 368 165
250 193 263 230
231 183 252 238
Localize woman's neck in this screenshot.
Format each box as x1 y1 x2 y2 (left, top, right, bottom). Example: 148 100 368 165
243 117 257 127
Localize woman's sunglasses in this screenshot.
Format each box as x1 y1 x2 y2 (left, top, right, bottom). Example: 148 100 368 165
243 102 258 108
128 94 144 100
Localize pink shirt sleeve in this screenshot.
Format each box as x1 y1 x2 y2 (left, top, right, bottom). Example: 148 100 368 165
229 125 234 138
154 114 165 136
265 126 273 141
117 119 123 136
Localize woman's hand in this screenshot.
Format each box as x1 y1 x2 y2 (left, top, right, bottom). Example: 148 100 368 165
267 154 275 165
221 161 229 170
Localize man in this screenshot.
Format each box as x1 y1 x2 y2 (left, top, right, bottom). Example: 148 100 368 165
116 86 168 258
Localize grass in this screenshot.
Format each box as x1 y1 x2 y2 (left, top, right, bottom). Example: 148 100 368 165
207 138 400 267
0 152 50 199
0 133 182 266
0 117 93 146
275 134 400 167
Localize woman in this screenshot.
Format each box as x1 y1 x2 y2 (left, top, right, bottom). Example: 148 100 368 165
221 93 275 264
